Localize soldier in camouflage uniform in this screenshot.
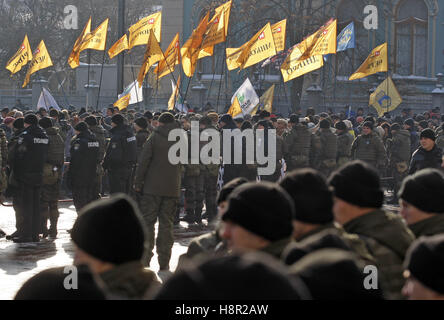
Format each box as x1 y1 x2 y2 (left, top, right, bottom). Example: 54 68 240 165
386 123 411 203
134 113 182 271
312 119 337 178
85 116 106 201
134 118 151 159
329 161 415 300
284 115 314 172
350 121 387 172
0 127 8 195
335 121 353 168
38 117 65 238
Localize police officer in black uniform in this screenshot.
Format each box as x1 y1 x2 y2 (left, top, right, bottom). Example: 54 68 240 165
12 114 49 243
103 114 137 195
67 122 100 213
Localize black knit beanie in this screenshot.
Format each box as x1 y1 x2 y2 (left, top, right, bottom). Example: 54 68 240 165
328 161 384 208
38 117 53 129
391 123 401 132
13 118 24 130
222 182 294 242
71 194 146 265
144 111 153 120
15 265 106 300
289 249 383 300
398 169 444 213
111 114 125 126
335 121 347 131
280 169 333 224
74 122 88 133
134 117 148 129
217 177 249 205
84 116 98 127
404 118 415 128
218 114 233 125
159 112 175 124
404 235 444 295
420 128 436 141
24 114 38 126
362 121 373 130
155 253 309 300
320 119 330 129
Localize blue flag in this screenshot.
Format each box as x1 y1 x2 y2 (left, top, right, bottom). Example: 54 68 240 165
337 22 355 52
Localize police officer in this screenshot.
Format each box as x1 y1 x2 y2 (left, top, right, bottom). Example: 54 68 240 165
12 114 49 243
134 117 151 159
38 117 65 238
68 122 100 213
103 114 137 195
409 128 443 175
85 116 106 200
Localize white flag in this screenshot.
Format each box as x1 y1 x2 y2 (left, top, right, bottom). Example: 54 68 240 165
119 80 143 105
231 78 259 115
37 88 60 111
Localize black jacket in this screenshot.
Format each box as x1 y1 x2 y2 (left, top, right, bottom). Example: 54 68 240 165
14 125 49 186
68 130 100 187
103 125 137 171
409 145 443 175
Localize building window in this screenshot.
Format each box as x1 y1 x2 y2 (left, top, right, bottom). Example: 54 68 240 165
395 0 428 76
335 0 369 77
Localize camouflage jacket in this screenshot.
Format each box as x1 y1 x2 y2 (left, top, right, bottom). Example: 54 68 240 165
343 210 415 300
99 261 160 299
409 215 444 238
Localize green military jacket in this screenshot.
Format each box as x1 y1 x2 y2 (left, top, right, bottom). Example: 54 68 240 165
261 238 293 260
351 132 387 167
134 122 182 198
343 209 415 300
387 130 411 164
409 215 444 238
99 261 160 299
296 223 375 264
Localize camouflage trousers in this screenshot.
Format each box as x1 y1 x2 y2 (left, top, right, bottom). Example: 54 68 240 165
184 175 204 223
40 180 61 235
139 194 178 270
318 159 337 179
392 164 409 201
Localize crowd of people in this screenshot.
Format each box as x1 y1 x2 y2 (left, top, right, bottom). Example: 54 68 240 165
1 101 444 300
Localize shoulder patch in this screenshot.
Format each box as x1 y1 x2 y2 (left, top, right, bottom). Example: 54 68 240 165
88 142 99 148
127 136 136 143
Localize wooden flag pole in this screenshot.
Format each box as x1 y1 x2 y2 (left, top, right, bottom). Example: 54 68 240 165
95 50 107 111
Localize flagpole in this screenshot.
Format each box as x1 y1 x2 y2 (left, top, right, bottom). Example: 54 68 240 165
129 52 141 107
53 66 71 107
95 50 107 111
37 71 50 110
206 53 222 103
216 44 227 113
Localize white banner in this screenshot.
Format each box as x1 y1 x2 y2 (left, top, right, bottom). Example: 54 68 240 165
119 80 143 105
37 88 60 111
231 78 259 116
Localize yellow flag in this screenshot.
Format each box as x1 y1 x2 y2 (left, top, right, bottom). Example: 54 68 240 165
369 77 402 117
108 34 128 59
68 17 91 69
236 23 277 70
155 33 181 79
79 18 109 52
349 43 388 81
6 35 33 75
137 29 164 88
227 97 243 118
281 47 324 82
272 20 287 53
114 93 131 111
226 45 246 71
168 76 181 111
297 19 337 59
128 12 162 49
260 84 275 113
181 12 210 77
198 0 232 59
23 40 53 88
